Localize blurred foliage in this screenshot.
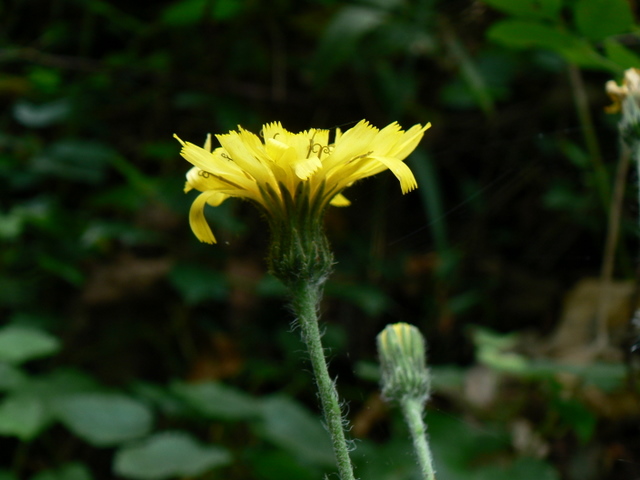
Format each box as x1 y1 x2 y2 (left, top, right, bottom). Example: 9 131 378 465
2 0 640 478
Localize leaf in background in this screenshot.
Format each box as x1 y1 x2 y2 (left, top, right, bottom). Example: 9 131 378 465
352 437 422 480
19 368 101 397
574 0 634 42
0 472 17 480
161 0 242 26
38 253 85 286
473 456 560 480
113 431 231 480
488 20 580 51
427 410 510 475
487 20 614 70
483 0 561 19
168 264 229 305
13 99 70 128
313 5 387 85
255 395 335 468
0 362 28 391
561 362 626 393
0 325 60 364
53 393 153 447
131 382 190 417
31 140 115 184
550 395 596 443
0 208 23 240
29 463 93 480
245 450 321 480
325 282 390 316
0 393 50 440
604 39 640 72
171 381 261 420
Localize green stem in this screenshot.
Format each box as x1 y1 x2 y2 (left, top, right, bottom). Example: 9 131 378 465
400 397 436 480
290 282 356 480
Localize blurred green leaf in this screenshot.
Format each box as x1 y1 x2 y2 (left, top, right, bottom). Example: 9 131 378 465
113 431 231 480
168 264 229 305
27 67 62 95
488 20 578 51
425 411 510 479
246 450 320 480
604 39 640 71
561 362 626 392
352 436 422 480
484 0 561 19
0 325 60 364
30 463 93 480
0 362 28 391
161 0 206 26
551 395 596 443
0 393 50 440
13 99 70 128
488 20 615 70
53 393 153 446
256 395 334 468
71 0 143 32
131 382 190 417
314 5 387 84
31 141 114 184
0 471 18 480
474 456 560 480
325 282 390 316
0 209 23 240
574 0 634 42
171 381 261 420
18 369 101 397
81 221 158 249
161 0 242 26
256 275 287 297
38 254 85 285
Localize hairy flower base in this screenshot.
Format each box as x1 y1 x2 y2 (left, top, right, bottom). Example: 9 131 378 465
175 120 430 244
265 182 334 286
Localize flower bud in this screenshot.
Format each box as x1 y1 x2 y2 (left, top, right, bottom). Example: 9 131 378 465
377 323 431 404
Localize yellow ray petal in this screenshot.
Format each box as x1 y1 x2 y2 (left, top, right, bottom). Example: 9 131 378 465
189 191 228 244
329 193 351 206
216 130 273 183
365 155 418 193
389 123 431 160
294 155 322 180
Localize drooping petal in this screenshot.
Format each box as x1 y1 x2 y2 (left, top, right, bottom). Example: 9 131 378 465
189 191 228 244
335 153 417 194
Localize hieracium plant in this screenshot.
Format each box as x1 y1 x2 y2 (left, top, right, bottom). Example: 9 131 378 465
175 119 431 480
377 323 435 480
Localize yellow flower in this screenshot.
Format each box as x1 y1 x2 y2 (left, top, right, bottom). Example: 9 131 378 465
175 120 430 244
605 67 640 114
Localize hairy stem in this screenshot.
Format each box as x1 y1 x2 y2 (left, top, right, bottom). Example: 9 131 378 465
290 282 356 480
400 397 436 480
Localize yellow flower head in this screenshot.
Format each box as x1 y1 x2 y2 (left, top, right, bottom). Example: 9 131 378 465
605 67 640 114
175 120 431 244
